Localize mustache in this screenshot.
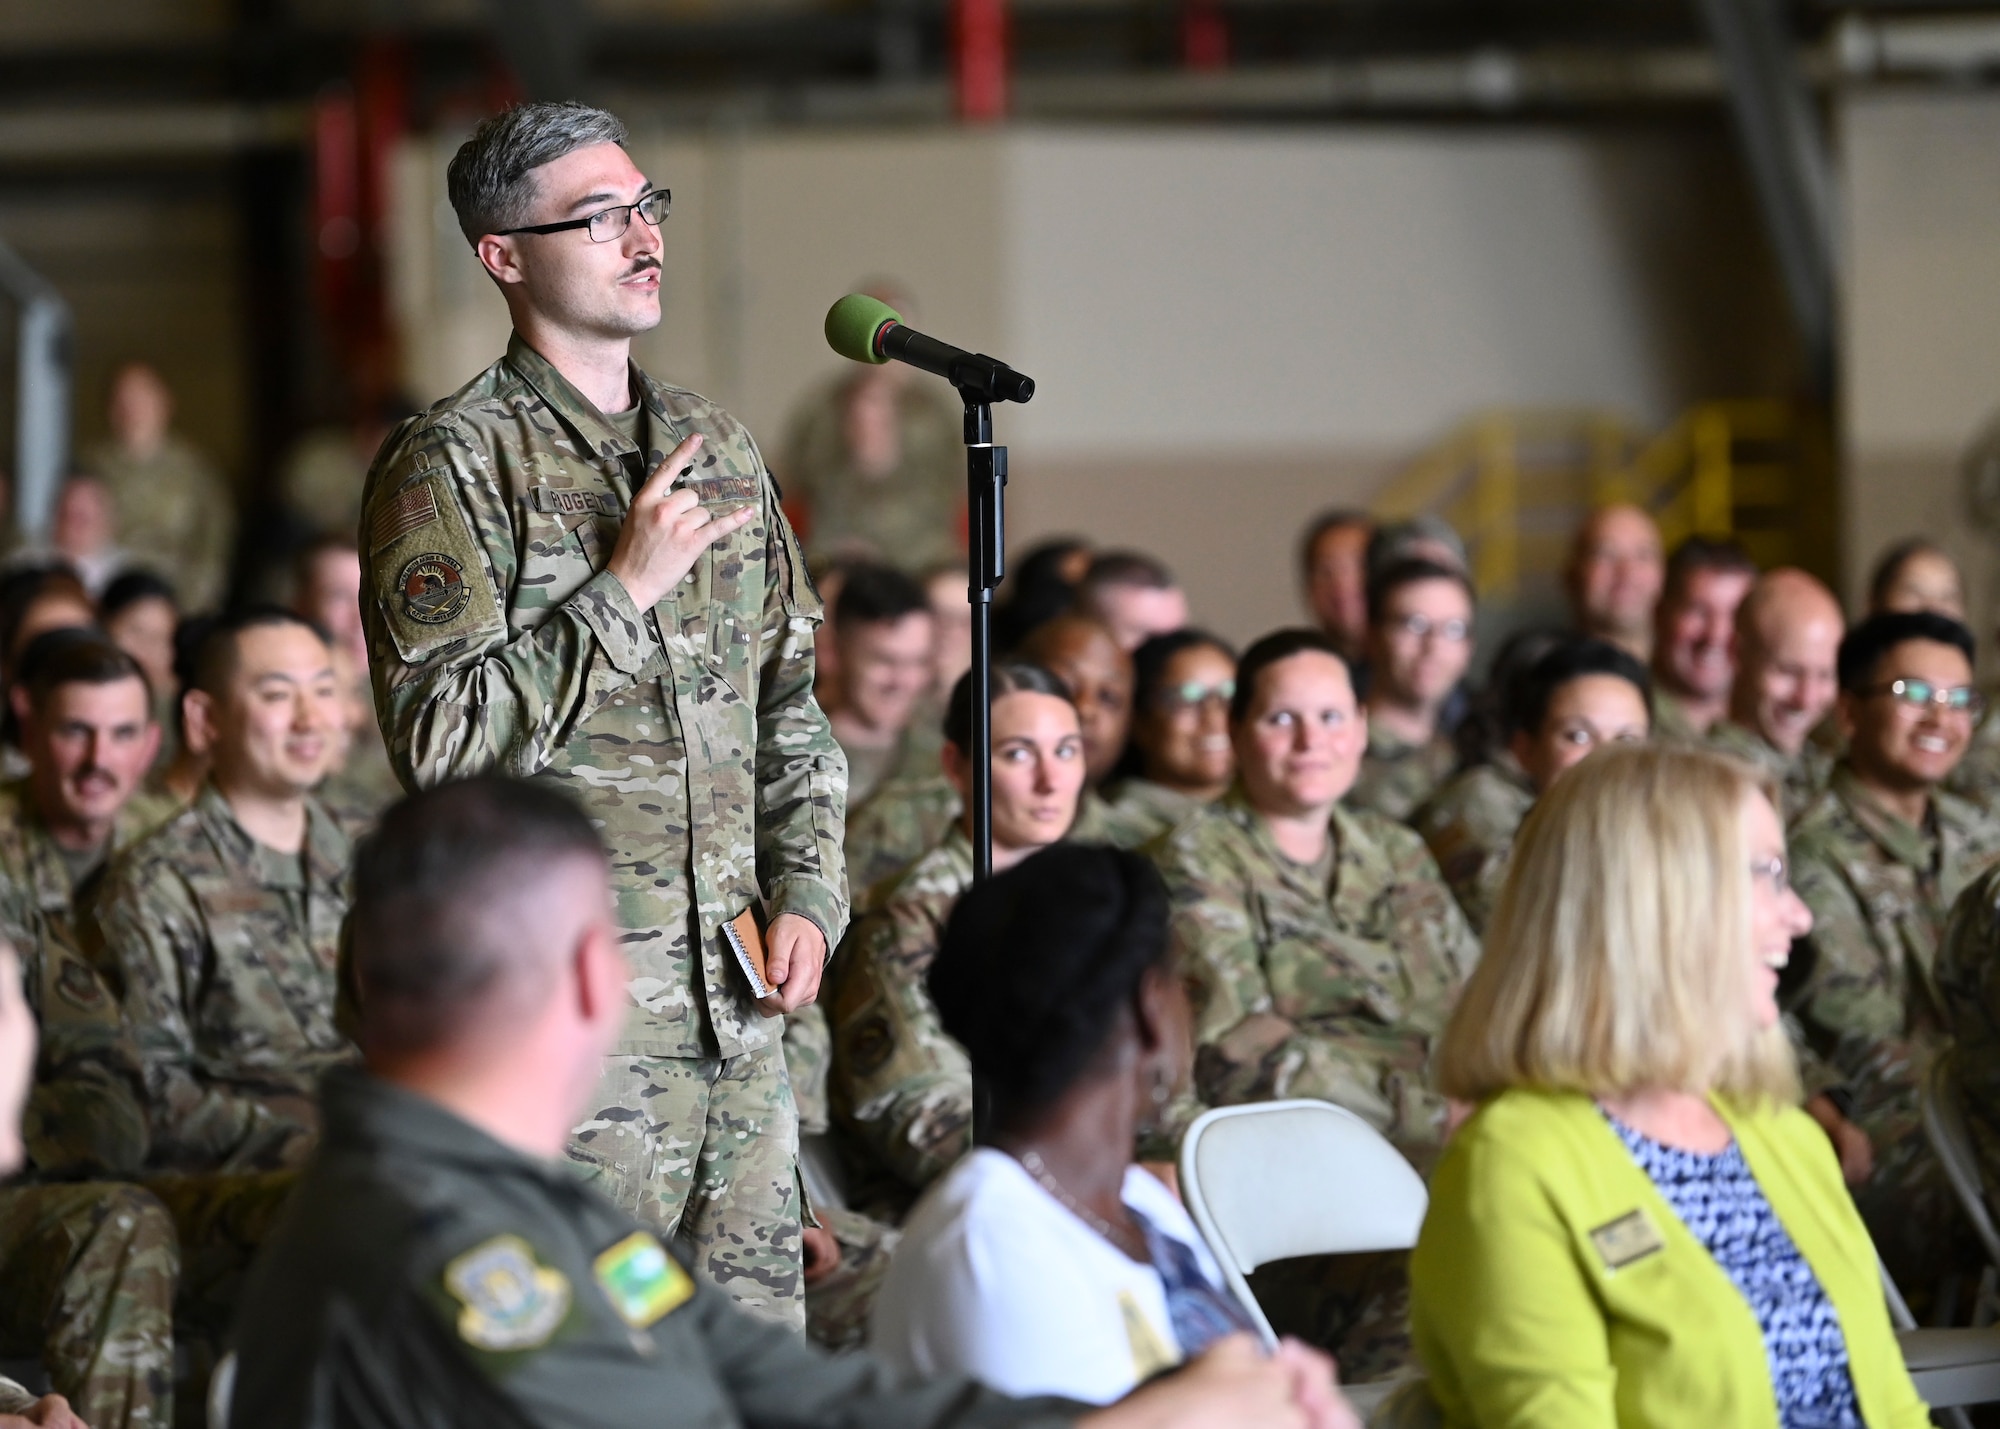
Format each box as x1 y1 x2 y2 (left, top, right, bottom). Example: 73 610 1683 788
622 256 662 279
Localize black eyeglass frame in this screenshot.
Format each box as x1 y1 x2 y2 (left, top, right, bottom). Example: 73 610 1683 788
495 189 671 242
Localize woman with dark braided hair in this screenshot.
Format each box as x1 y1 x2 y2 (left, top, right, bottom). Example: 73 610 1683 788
869 844 1361 1425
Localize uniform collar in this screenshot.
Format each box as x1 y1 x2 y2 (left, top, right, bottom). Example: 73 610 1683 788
504 333 684 468
1216 784 1378 896
1828 761 1938 872
194 781 347 891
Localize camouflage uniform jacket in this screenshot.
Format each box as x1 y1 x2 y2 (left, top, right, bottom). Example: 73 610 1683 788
81 783 355 1172
79 435 236 611
826 826 975 1221
1412 761 1535 936
1098 778 1207 850
1946 705 2000 815
1649 689 1706 745
0 781 179 1178
1936 864 2000 1201
1788 763 2000 1143
1706 719 1833 822
779 376 965 573
1345 726 1457 825
1153 790 1480 1164
360 336 848 1061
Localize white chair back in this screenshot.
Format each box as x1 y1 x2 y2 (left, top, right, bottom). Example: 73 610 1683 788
1178 1099 1429 1349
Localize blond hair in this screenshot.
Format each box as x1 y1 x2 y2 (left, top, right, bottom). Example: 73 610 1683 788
1435 743 1799 1107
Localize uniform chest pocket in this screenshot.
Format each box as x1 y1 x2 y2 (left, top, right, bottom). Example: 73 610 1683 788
192 883 339 1052
697 512 765 678
522 485 624 619
1254 893 1405 1024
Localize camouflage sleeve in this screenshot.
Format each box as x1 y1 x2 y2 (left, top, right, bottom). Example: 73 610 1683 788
81 863 308 1171
1939 870 2000 1116
1789 844 1910 1121
363 421 662 788
784 1002 832 1137
1385 825 1483 984
753 479 848 949
190 459 238 612
827 902 970 1195
1157 834 1433 1150
23 924 151 1176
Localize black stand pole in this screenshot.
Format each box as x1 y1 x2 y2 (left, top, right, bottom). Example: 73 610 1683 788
962 395 1005 886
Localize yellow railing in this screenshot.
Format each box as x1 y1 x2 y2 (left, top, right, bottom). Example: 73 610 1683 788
1371 400 1812 599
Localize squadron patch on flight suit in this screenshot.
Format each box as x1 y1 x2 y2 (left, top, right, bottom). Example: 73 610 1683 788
592 1231 694 1328
443 1234 572 1352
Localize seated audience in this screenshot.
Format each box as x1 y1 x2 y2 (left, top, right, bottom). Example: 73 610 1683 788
1101 631 1236 847
1298 510 1373 665
1868 537 1966 620
1787 610 2000 1298
993 537 1092 651
1649 537 1757 741
1706 569 1843 819
824 563 941 808
0 939 179 1429
1016 614 1134 799
152 614 216 807
1418 637 1649 933
925 562 974 695
875 845 1356 1425
230 775 1340 1429
1366 517 1466 582
100 570 180 727
293 538 400 833
1936 862 2000 1217
828 663 1086 1222
1076 551 1190 653
83 608 353 1174
1347 559 1474 822
1563 503 1665 662
51 475 128 598
1152 628 1478 1164
1410 743 1928 1429
0 567 95 682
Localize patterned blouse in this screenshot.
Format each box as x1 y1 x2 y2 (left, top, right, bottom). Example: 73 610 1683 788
1609 1115 1863 1429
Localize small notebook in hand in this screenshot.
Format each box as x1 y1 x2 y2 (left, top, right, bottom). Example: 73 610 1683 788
724 908 774 1000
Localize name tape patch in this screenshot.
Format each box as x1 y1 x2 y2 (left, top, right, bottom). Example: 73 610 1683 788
528 486 624 518
1589 1209 1666 1271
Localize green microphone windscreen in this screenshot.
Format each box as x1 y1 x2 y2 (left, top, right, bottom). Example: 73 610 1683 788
825 293 901 365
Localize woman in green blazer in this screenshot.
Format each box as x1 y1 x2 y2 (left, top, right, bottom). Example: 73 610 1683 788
1410 744 1930 1429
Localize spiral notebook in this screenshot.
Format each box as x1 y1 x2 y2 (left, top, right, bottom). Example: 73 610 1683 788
723 908 773 1000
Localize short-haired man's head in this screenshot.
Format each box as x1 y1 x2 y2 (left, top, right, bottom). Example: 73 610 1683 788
1078 550 1174 600
1298 509 1371 581
1660 535 1757 610
20 630 151 714
446 101 631 244
930 843 1174 1130
832 563 930 632
348 778 609 1056
1365 556 1475 627
1836 610 1976 696
191 607 330 700
1867 537 1966 620
1437 743 1797 1108
1507 637 1650 741
943 661 1074 755
1229 627 1349 724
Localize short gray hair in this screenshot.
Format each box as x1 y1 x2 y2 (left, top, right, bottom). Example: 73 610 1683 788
446 101 630 244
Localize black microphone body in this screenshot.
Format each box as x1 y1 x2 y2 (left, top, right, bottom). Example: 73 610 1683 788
878 323 1035 406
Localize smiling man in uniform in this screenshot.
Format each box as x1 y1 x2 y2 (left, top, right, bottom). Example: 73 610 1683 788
357 102 847 1328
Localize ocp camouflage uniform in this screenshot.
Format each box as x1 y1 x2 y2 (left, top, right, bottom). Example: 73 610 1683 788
1706 719 1832 822
1787 763 2000 1296
1412 760 1535 935
779 374 965 573
1946 706 2000 815
81 783 354 1174
1097 778 1207 850
360 336 848 1329
1345 727 1457 825
826 826 975 1224
1152 789 1478 1381
1937 865 2000 1215
0 1182 177 1429
1648 689 1705 745
79 436 236 612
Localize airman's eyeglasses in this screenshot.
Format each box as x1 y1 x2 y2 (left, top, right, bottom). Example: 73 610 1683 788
497 189 671 244
1866 678 1984 718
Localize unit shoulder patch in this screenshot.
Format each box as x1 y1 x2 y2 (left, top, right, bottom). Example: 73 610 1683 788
592 1231 694 1328
443 1234 572 1352
368 471 505 665
397 553 473 626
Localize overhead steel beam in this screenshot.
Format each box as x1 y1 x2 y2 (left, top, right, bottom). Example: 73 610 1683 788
1694 0 1839 394
0 240 71 544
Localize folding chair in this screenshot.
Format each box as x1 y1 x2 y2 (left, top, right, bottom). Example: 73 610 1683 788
1178 1099 1428 1419
1922 1055 2000 1325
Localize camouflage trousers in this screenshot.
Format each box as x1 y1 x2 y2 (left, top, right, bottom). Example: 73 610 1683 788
803 1202 900 1352
569 1044 804 1332
1247 1250 1413 1387
0 1181 177 1429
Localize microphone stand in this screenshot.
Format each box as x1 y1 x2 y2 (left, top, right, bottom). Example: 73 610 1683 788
958 392 1006 887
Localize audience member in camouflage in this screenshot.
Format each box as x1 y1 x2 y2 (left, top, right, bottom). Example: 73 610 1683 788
1015 615 1134 794
79 364 236 612
84 612 354 1174
828 665 1087 1222
363 110 846 1328
1101 631 1236 848
1703 569 1843 820
1937 864 2000 1210
1419 638 1652 933
1946 706 2000 815
1347 560 1474 824
822 565 940 809
1647 537 1757 742
1788 611 2000 1298
1154 631 1479 1167
1563 503 1663 663
844 770 960 909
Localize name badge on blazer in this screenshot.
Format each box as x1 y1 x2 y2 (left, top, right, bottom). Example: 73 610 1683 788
1589 1209 1666 1271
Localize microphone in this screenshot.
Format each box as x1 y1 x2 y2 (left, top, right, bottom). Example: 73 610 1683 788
824 294 1035 405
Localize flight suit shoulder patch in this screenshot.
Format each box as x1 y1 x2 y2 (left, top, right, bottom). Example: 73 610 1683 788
443 1234 572 1353
592 1231 693 1328
371 471 505 665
